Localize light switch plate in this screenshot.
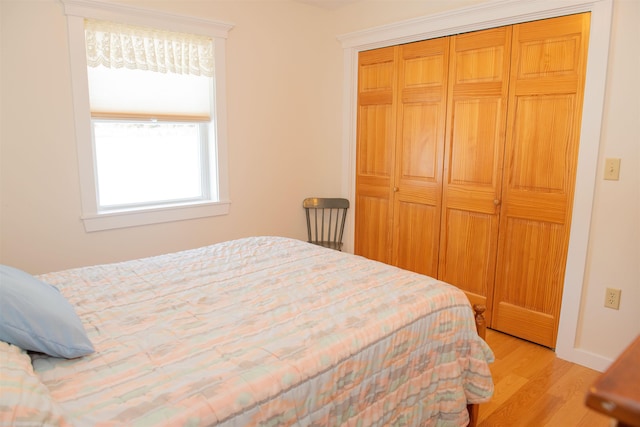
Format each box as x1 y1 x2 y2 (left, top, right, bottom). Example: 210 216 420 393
604 158 621 180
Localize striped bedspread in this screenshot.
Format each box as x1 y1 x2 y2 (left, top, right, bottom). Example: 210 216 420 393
1 236 494 426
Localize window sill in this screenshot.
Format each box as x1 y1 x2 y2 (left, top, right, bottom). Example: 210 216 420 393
81 200 230 232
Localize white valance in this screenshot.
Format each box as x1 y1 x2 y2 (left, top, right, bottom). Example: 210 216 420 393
85 19 214 77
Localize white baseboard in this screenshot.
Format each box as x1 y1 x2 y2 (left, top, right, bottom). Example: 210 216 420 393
556 347 614 373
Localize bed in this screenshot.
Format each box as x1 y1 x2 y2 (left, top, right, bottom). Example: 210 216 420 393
0 236 494 426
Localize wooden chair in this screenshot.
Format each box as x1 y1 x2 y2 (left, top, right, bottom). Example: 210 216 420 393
303 198 349 251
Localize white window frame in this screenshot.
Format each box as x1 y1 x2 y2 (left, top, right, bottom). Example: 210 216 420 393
61 0 234 232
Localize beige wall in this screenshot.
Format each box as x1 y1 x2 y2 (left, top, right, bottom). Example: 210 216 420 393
1 0 344 274
1 0 638 368
573 0 640 360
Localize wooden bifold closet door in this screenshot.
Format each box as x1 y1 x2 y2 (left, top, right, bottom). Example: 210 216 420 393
438 25 512 325
355 13 590 348
355 38 449 277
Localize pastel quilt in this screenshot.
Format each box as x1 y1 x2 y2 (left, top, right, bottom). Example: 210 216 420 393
0 236 494 426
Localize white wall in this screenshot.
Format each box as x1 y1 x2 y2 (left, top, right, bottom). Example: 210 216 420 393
574 0 640 361
1 0 638 369
0 0 344 274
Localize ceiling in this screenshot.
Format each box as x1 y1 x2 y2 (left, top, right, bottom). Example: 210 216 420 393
294 0 361 10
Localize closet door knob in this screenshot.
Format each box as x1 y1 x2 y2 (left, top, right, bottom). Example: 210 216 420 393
493 199 501 206
394 187 399 192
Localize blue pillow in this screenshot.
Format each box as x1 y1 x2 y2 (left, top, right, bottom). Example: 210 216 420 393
0 265 94 358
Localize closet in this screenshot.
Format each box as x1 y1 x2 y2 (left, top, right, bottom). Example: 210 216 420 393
354 13 590 348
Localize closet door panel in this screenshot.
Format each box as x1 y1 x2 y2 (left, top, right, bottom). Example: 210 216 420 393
509 96 574 191
357 105 394 180
394 200 439 275
492 217 566 346
399 103 440 181
438 208 497 311
355 47 397 263
502 94 575 223
392 38 449 275
438 27 512 322
355 194 392 263
493 13 590 348
448 99 503 191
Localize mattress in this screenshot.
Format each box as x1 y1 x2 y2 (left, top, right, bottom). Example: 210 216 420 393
1 236 494 426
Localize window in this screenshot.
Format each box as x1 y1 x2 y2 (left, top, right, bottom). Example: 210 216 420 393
62 0 233 231
93 120 211 209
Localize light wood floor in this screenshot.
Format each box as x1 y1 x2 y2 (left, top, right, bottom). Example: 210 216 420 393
477 329 612 427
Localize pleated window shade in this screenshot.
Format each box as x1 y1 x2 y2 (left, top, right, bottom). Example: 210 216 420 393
85 19 213 121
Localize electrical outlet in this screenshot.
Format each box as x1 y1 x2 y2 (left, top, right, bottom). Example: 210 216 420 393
604 288 621 310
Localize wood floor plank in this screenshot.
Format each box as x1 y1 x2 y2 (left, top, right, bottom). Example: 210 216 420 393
480 358 573 426
477 373 529 422
545 364 611 426
476 329 612 427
